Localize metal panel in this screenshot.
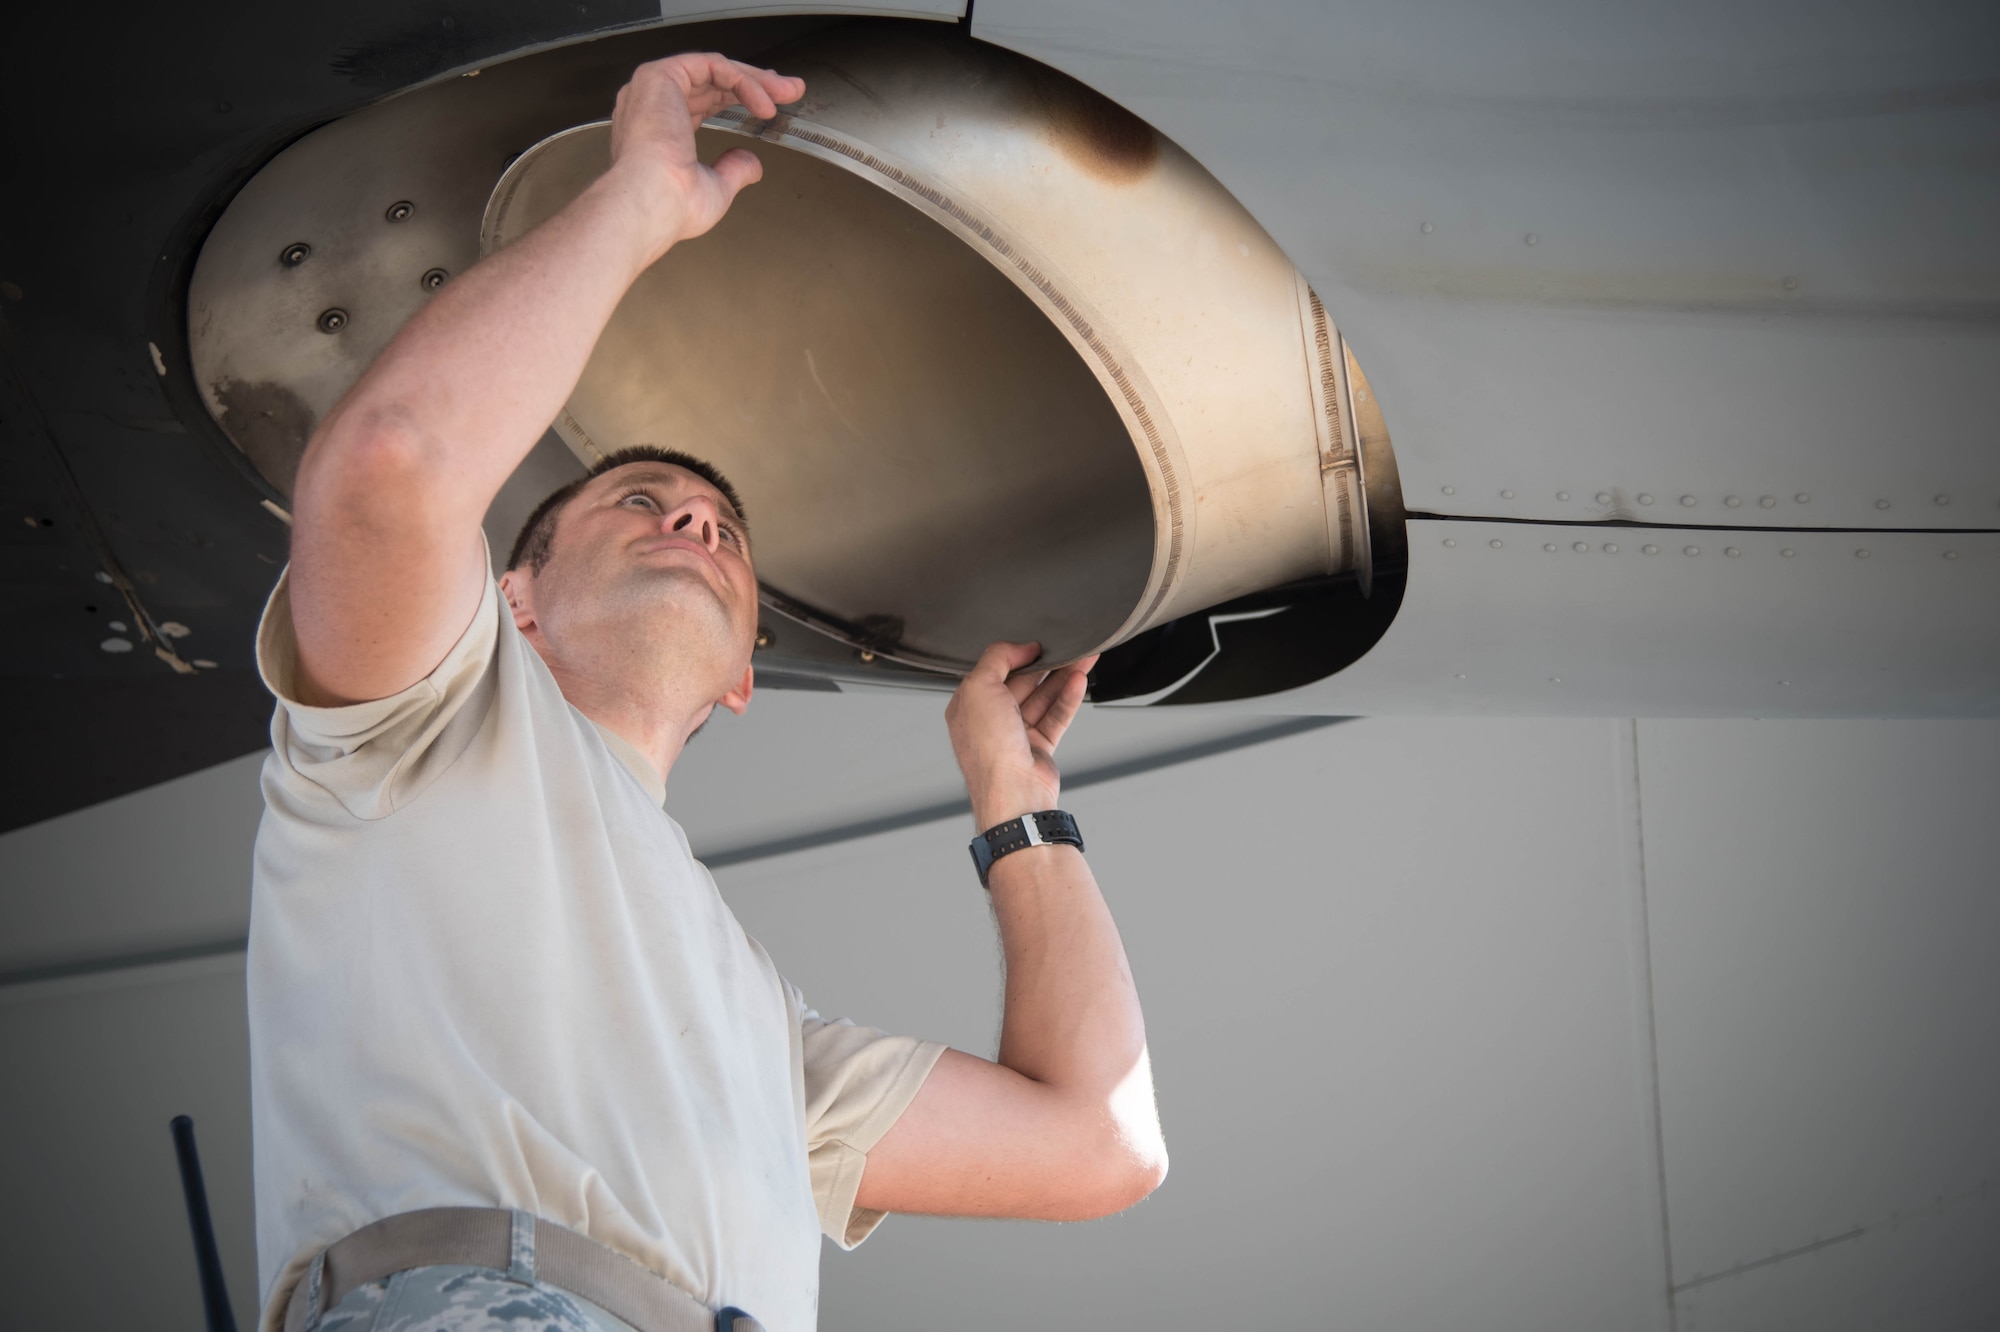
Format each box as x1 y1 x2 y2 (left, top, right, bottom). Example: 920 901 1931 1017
1638 720 2000 1329
1255 520 2000 717
973 0 2000 532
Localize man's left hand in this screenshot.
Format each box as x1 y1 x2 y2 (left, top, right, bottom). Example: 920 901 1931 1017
945 642 1099 830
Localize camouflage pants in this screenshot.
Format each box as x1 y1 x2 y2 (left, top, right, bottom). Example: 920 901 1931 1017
316 1264 643 1332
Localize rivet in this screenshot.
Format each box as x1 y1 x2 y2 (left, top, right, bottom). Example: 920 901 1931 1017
100 637 133 653
214 99 233 115
1524 232 1539 246
1549 676 1562 683
1795 493 1810 503
1573 541 1589 553
1595 492 1612 504
1604 543 1619 554
1556 490 1570 501
1642 544 1659 555
1935 495 1949 505
1543 543 1558 552
1855 548 1871 558
386 200 415 223
1637 493 1654 506
1781 548 1795 557
1725 547 1741 557
317 307 348 334
108 619 127 632
421 267 449 291
1724 496 1741 508
192 658 218 669
280 242 312 267
1453 672 1466 680
1443 538 1457 548
1680 495 1697 507
1489 539 1504 549
1759 496 1777 508
1684 545 1700 556
1782 275 1800 290
754 629 773 649
857 649 877 663
1943 550 1959 560
94 570 114 584
1501 489 1515 499
1779 680 1791 687
1441 485 1456 496
1875 499 1891 510
1420 221 1434 235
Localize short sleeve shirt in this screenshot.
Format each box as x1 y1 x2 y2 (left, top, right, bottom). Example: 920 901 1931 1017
247 565 944 1332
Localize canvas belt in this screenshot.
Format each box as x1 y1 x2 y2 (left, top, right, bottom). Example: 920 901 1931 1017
283 1207 762 1332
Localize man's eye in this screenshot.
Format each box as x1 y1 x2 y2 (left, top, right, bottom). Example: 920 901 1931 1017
621 493 657 510
720 525 743 547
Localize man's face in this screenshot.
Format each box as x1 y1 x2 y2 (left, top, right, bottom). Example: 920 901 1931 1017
512 462 759 703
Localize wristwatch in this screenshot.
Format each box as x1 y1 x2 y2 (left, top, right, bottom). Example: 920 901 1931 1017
969 810 1084 888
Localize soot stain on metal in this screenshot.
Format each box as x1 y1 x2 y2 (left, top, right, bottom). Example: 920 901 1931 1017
1022 67 1157 184
212 378 317 499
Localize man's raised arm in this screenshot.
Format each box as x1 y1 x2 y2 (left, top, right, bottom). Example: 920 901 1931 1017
284 55 802 706
855 644 1169 1221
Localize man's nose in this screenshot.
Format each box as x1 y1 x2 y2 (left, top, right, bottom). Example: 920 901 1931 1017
663 496 722 553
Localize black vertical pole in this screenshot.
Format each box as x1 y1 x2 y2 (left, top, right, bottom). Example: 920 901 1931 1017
169 1115 239 1332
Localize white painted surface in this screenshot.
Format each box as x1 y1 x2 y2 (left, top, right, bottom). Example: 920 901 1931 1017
1640 720 2000 1324
1261 522 2000 717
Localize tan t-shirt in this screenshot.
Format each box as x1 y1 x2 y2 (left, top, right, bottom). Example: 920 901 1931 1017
248 565 944 1332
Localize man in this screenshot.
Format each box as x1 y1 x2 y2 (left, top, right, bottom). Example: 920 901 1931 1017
251 51 1165 1332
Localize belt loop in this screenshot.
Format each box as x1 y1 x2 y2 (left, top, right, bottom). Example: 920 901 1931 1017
508 1209 537 1285
300 1249 327 1332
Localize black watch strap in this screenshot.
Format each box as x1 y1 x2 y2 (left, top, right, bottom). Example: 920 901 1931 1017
969 810 1084 888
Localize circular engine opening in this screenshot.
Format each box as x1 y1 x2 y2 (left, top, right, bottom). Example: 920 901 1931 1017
489 124 1154 670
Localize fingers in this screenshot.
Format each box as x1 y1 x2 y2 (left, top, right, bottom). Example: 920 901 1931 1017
970 640 1043 687
1020 655 1097 739
708 146 765 199
650 53 803 122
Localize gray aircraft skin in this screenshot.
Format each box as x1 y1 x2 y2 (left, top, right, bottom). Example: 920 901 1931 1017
5 0 1995 828
2 8 1997 1330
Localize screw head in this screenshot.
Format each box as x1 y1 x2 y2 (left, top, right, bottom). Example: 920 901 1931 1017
1684 545 1701 556
1795 493 1811 503
1420 221 1434 235
1724 496 1741 508
1489 539 1503 549
1642 544 1659 555
1725 547 1741 557
1782 275 1800 290
1595 492 1612 505
1441 485 1456 496
1935 495 1950 505
1680 495 1697 507
316 307 348 333
421 267 449 291
1944 550 1959 560
1573 541 1589 553
1443 538 1457 548
1875 499 1891 510
1781 548 1796 557
1604 543 1619 554
1556 491 1570 501
280 242 312 267
1501 489 1515 500
1543 542 1557 552
1637 493 1654 506
754 629 773 649
386 200 415 223
1856 548 1871 558
1759 495 1777 508
1524 232 1539 246
857 649 877 663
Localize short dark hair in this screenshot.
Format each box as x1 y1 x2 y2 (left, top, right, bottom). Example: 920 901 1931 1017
507 446 747 574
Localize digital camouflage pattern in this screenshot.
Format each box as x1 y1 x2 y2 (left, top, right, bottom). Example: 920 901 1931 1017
316 1265 640 1332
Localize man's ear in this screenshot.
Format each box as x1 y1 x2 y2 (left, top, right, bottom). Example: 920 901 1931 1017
717 662 754 716
498 568 537 633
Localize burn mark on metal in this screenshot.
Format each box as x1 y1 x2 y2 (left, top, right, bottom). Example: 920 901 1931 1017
211 378 316 498
1021 65 1158 184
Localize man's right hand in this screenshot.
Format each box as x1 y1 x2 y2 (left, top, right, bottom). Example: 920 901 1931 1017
604 54 805 262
